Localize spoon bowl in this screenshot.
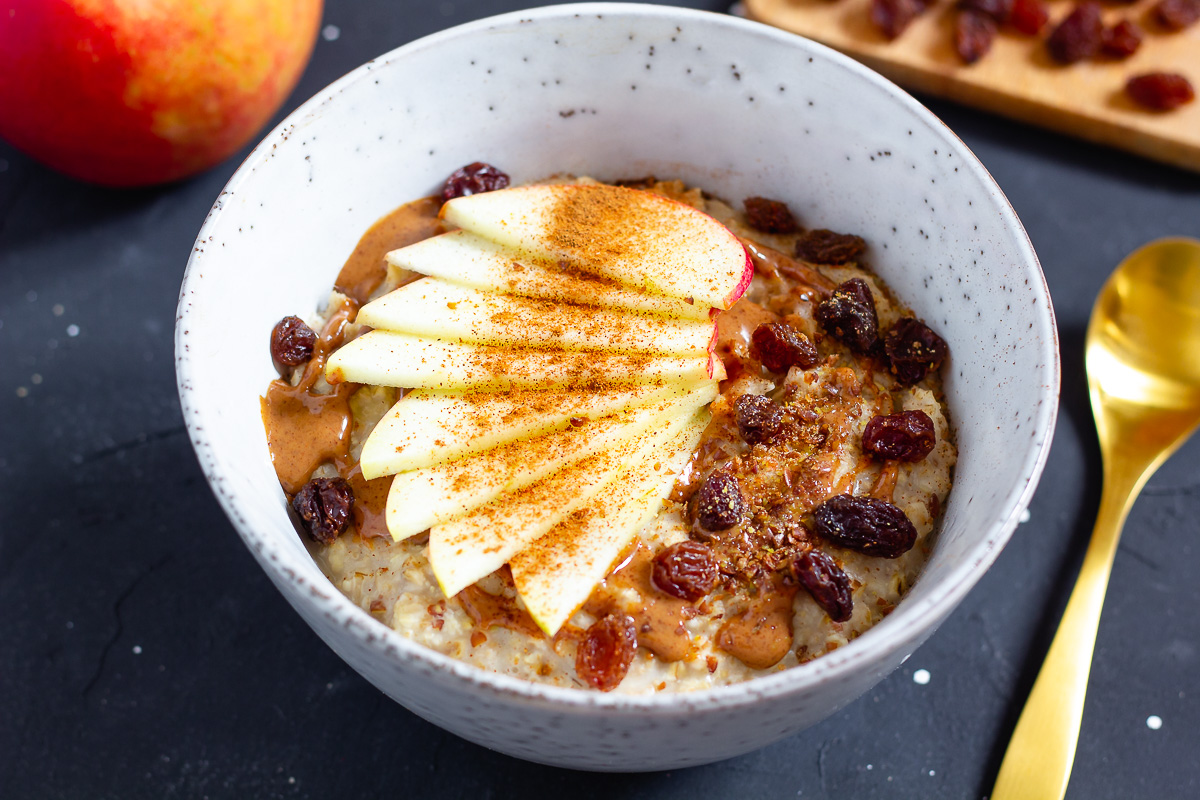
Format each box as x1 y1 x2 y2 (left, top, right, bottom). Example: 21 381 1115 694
993 237 1200 799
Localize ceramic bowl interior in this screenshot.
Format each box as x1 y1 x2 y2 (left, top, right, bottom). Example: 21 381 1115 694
176 3 1059 771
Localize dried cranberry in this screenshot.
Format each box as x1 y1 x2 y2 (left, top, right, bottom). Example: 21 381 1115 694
812 495 918 559
960 0 1012 22
441 162 510 202
734 393 786 445
1010 0 1049 34
751 321 821 373
871 0 926 39
791 549 853 622
794 229 867 265
743 197 801 234
576 613 637 691
955 10 998 63
1126 72 1196 110
1101 20 1144 57
1046 3 1103 64
292 477 355 545
695 471 745 531
1154 0 1200 30
816 278 879 355
270 315 316 367
862 410 936 462
652 541 719 602
884 318 948 385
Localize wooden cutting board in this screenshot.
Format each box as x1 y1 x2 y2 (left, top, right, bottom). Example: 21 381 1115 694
744 0 1200 172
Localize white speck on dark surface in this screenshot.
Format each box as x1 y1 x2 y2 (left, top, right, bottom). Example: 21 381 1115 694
133 645 143 655
1147 715 1163 730
913 669 931 685
15 386 28 398
928 770 936 776
31 374 42 385
67 324 80 337
52 303 64 316
322 24 340 41
1019 509 1031 523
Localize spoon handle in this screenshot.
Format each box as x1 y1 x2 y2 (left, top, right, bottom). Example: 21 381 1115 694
990 468 1143 800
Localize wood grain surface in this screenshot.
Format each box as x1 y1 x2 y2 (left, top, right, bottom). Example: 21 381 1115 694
745 0 1200 172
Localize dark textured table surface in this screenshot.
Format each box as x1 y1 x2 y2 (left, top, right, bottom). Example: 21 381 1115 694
3 1 1198 797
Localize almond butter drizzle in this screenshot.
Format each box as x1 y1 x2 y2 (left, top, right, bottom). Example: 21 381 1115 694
715 574 798 670
457 569 544 646
335 196 443 304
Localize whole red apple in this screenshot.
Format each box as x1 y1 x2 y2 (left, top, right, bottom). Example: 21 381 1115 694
0 0 323 187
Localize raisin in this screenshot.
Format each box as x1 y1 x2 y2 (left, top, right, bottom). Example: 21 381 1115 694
1154 0 1200 30
1046 3 1103 64
743 197 801 234
812 495 918 558
1010 0 1049 34
959 0 1012 22
695 471 745 531
270 315 316 367
751 321 821 372
815 278 879 355
862 410 936 462
1101 20 1143 57
734 393 786 445
292 477 355 545
791 549 853 622
441 162 510 202
794 229 867 265
576 613 637 691
884 318 948 385
955 9 998 63
871 0 926 39
652 541 719 602
1126 72 1196 110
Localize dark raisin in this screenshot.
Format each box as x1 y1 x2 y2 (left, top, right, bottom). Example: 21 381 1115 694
791 549 853 622
695 471 745 531
955 9 998 64
292 477 355 545
652 541 718 602
794 229 867 265
959 0 1012 22
1101 20 1143 57
870 0 926 39
884 318 948 385
1046 3 1103 64
751 321 821 372
862 410 936 462
441 162 510 202
270 315 317 367
812 495 918 558
734 393 786 445
815 278 879 355
1126 72 1196 110
576 613 637 691
1154 0 1200 30
743 197 801 234
1010 0 1049 34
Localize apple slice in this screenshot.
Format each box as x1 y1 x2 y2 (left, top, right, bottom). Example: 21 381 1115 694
387 230 714 321
383 383 717 540
356 278 716 355
326 330 725 391
360 382 703 479
440 184 753 310
428 409 700 598
511 409 710 636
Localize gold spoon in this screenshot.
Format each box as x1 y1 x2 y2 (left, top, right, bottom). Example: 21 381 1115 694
991 237 1200 799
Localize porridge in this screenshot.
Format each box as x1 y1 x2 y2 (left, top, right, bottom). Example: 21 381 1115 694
261 166 955 693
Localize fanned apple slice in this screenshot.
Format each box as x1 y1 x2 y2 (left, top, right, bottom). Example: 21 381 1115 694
511 410 710 636
326 330 725 390
383 383 717 540
440 184 753 310
428 409 698 598
360 382 703 479
387 230 713 320
356 278 716 355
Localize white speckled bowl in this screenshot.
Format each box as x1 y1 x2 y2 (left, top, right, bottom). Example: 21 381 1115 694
176 4 1058 771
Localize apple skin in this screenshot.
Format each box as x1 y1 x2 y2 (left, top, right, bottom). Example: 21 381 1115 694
0 0 322 187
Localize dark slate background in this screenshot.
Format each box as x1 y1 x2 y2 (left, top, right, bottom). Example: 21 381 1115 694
2 1 1197 797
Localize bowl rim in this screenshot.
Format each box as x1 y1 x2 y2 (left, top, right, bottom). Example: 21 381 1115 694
176 2 1060 713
